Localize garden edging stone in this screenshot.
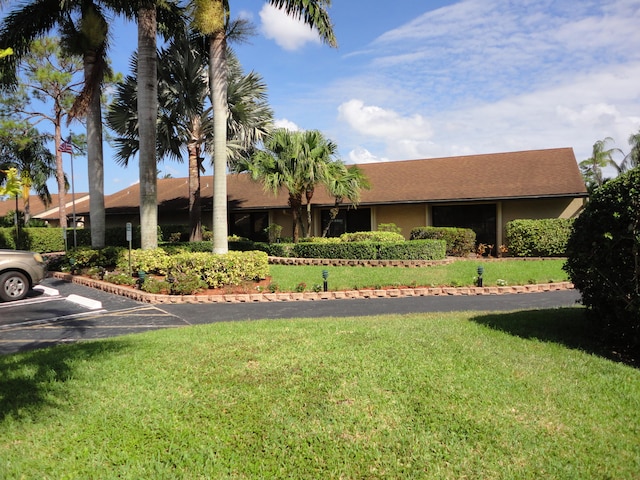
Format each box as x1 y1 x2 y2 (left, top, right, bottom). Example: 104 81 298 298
50 271 574 305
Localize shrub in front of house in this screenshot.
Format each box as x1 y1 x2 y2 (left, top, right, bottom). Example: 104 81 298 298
292 240 446 260
563 167 640 350
410 227 476 257
377 240 446 260
340 231 405 243
505 218 574 257
293 241 380 259
167 250 269 289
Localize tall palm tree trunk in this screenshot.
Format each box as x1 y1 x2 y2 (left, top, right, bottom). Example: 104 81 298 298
210 30 228 254
138 3 158 250
188 137 202 242
85 52 105 248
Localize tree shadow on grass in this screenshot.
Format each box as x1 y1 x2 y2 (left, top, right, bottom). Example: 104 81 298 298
0 340 132 423
471 308 638 368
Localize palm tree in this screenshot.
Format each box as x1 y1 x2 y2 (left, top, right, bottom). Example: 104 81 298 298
321 163 370 237
239 128 365 243
107 32 272 241
620 129 640 172
0 0 139 247
0 127 57 224
192 0 337 254
579 137 623 191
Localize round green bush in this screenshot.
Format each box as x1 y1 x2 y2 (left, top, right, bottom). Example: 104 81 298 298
563 167 640 347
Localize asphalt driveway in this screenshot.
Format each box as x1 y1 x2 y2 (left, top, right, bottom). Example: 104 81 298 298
0 277 582 355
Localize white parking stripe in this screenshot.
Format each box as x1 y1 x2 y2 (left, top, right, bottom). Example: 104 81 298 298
0 309 108 330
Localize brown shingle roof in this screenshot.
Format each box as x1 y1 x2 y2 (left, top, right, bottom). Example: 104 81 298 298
355 147 587 205
24 147 586 216
0 193 89 219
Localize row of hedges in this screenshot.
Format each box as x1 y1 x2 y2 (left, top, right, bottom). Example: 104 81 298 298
409 227 476 257
278 240 446 261
505 219 574 257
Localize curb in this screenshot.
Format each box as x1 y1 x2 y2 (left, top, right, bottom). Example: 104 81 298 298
50 272 575 305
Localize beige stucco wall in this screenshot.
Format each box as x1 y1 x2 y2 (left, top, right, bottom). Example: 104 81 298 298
373 204 428 239
502 197 585 224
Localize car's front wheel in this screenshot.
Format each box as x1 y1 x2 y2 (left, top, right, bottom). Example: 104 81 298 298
0 271 30 302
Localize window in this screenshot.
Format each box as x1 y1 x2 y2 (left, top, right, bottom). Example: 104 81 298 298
432 204 496 245
321 208 371 237
230 212 269 242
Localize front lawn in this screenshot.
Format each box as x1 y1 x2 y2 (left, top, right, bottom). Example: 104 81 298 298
269 258 569 291
1 308 638 478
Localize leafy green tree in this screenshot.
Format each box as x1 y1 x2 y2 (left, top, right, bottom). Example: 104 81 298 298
107 31 272 241
192 0 337 253
0 36 82 228
321 163 370 237
564 167 640 354
579 137 623 192
0 123 57 224
239 128 366 243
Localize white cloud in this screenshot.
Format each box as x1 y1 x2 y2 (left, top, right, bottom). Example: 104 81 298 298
324 0 640 164
274 118 301 131
346 147 388 164
259 4 322 51
338 99 432 141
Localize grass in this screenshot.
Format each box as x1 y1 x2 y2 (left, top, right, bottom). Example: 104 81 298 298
268 258 569 291
1 308 639 479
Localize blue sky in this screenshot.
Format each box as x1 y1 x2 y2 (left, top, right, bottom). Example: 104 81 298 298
53 0 640 193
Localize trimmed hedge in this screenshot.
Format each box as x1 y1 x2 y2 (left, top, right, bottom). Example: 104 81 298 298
409 227 476 257
292 240 446 260
505 218 574 257
340 231 405 243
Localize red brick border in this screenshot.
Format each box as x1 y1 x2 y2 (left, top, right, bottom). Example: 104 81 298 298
50 271 574 305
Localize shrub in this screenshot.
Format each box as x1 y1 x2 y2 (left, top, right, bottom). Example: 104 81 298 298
292 240 446 261
167 250 269 289
377 240 446 260
410 227 476 257
340 231 405 243
293 241 379 260
168 272 207 295
505 218 574 257
116 248 172 275
377 223 402 234
103 272 136 286
140 277 171 294
564 167 640 350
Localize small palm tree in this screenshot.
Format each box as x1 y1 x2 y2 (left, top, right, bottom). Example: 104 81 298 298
240 128 367 242
321 163 370 237
0 127 57 224
620 129 640 172
579 137 623 191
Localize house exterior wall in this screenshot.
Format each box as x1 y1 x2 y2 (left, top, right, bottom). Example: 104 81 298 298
373 204 427 239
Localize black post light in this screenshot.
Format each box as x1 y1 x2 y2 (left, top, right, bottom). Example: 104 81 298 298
477 265 484 287
322 269 329 292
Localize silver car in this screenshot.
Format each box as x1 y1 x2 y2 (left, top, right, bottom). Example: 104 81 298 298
0 249 47 302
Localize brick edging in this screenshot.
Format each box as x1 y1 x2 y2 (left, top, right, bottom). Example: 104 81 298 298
50 272 574 305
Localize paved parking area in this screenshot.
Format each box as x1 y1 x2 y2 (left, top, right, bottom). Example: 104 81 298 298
0 276 582 355
0 278 190 355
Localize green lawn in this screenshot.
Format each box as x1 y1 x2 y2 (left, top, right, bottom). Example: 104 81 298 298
268 258 569 291
1 308 638 479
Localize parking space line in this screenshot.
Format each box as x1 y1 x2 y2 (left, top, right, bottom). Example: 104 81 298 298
0 310 108 330
0 295 63 309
